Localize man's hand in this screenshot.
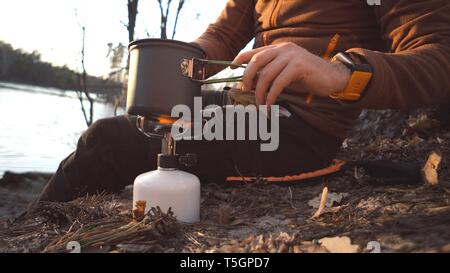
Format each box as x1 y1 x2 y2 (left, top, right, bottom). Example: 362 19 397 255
232 42 351 106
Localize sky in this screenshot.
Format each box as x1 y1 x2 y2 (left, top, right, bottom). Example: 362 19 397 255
0 0 230 77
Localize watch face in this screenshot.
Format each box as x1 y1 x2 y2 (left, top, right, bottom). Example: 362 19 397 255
337 53 354 66
332 53 355 71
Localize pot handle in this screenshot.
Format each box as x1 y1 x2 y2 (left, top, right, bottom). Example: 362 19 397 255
180 58 246 85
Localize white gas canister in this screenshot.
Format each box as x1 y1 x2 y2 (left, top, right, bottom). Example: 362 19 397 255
132 154 200 223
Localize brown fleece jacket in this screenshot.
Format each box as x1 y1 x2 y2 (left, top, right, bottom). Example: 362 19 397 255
193 0 450 138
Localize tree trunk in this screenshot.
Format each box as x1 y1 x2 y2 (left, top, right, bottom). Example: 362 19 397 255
157 0 173 39
127 0 139 43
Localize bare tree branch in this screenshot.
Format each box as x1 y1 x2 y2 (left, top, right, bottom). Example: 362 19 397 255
172 0 185 39
157 0 166 39
165 0 173 25
74 9 94 127
76 74 89 127
79 26 94 126
157 0 173 39
113 0 140 116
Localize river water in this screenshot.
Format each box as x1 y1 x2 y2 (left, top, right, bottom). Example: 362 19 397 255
0 81 122 176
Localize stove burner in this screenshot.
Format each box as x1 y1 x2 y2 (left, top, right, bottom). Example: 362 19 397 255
136 115 195 163
136 115 174 139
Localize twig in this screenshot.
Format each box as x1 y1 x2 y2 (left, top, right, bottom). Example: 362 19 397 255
312 186 329 219
171 0 185 39
288 187 296 209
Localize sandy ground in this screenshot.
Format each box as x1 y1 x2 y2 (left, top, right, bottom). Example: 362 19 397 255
0 116 449 253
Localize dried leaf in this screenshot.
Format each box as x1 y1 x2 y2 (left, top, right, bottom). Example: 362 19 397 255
319 236 359 253
422 151 442 186
308 190 348 209
230 219 247 226
407 114 440 132
132 200 146 222
441 244 450 253
409 134 425 145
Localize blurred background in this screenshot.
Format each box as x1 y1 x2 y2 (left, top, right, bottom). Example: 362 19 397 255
0 0 253 176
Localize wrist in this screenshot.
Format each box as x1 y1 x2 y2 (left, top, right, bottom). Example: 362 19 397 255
330 61 351 95
328 52 373 101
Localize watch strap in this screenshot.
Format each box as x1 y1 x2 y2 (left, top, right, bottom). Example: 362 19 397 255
330 53 373 101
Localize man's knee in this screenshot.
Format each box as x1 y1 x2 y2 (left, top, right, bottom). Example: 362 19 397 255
79 115 135 148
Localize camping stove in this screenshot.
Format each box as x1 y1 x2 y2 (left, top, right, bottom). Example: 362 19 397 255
131 114 201 223
126 39 243 223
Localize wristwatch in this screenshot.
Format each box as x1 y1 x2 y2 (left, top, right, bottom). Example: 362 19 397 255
329 52 373 101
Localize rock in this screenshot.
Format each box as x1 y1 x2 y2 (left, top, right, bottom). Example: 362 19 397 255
0 171 51 221
349 109 407 143
0 171 52 187
348 107 448 143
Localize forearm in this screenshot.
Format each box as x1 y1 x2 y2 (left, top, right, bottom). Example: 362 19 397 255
349 44 450 110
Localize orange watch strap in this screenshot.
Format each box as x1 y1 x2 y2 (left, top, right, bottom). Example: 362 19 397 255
330 70 372 101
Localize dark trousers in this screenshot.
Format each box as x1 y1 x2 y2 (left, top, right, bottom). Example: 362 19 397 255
37 91 343 202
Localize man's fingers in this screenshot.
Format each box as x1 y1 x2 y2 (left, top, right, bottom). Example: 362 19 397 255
254 57 289 105
242 47 279 91
265 65 296 107
232 45 276 66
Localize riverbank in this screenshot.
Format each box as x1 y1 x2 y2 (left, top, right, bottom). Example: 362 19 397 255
0 81 111 103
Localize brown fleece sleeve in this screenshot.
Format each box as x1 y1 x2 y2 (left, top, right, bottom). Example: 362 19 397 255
348 0 450 110
192 0 255 76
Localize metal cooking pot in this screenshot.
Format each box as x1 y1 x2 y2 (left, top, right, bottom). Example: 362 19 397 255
126 39 205 119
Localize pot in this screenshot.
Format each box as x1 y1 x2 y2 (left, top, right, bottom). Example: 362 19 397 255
126 39 205 119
